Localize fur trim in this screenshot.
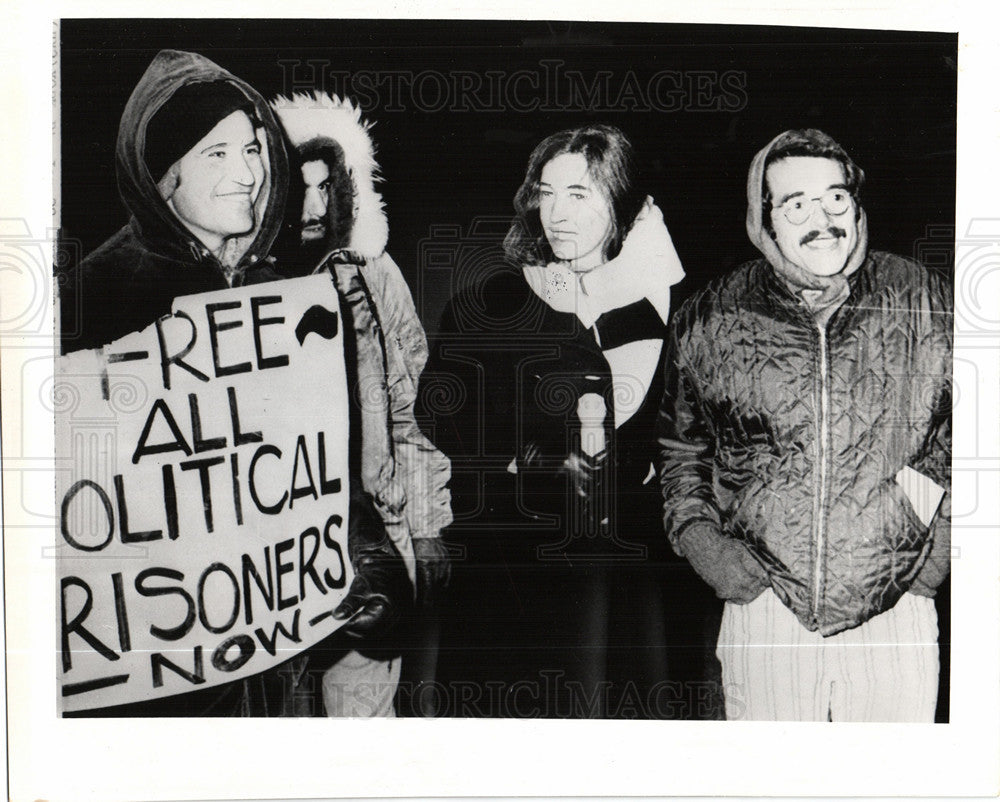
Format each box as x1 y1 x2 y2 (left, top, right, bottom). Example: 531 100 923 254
271 91 388 258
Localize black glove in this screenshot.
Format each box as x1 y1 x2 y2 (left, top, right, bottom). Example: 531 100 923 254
520 439 609 500
333 488 412 638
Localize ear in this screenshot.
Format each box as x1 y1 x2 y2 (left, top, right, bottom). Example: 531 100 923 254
156 163 180 201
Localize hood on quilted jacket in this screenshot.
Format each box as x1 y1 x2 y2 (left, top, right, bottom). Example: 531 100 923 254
116 49 288 274
745 129 869 313
270 91 389 260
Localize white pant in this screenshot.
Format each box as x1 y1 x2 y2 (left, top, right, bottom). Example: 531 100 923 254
322 651 401 717
717 590 939 722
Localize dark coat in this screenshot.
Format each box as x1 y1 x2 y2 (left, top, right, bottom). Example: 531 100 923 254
60 49 289 354
419 264 684 718
60 49 293 717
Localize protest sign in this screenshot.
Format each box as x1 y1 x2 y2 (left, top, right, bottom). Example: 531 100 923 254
56 274 353 713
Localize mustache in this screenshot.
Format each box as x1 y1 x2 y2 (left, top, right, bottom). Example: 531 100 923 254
800 227 847 246
301 217 326 228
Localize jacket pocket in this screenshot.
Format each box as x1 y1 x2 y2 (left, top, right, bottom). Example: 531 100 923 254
889 474 930 535
877 476 930 564
894 465 946 528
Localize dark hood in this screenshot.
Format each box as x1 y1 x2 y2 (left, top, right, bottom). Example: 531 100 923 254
115 49 288 273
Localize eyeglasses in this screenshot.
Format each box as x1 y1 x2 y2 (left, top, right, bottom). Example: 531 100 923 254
773 189 853 225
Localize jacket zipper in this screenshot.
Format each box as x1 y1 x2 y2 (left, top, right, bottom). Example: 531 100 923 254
812 322 831 621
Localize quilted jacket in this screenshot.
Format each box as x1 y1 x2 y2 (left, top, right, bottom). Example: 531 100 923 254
657 250 952 635
657 135 952 636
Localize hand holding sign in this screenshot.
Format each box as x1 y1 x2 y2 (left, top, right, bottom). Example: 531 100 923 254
333 487 411 639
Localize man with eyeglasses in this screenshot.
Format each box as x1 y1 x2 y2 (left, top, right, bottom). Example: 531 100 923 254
656 129 952 721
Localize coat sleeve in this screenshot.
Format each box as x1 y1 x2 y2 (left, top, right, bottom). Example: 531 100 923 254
364 253 453 541
908 271 953 596
366 252 431 380
656 314 770 603
902 385 950 597
908 481 950 596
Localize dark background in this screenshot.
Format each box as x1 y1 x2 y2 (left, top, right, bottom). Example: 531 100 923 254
60 19 957 326
59 18 956 720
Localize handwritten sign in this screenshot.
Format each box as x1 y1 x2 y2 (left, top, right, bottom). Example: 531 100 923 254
56 275 353 712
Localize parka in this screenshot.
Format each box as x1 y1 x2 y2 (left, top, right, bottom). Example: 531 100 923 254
60 49 288 354
269 91 453 587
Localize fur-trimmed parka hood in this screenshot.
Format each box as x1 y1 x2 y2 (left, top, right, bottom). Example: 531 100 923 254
270 91 389 259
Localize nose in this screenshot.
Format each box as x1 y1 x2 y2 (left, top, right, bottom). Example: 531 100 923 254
807 198 831 226
229 152 256 188
546 193 568 225
303 187 326 220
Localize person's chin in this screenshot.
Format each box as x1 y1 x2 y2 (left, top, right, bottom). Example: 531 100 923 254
295 238 328 270
801 256 848 277
224 224 255 240
217 209 255 237
550 243 578 262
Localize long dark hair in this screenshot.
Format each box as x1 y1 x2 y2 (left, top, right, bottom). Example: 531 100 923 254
503 124 645 267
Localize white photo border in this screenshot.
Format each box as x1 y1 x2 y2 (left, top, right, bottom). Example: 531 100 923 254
3 1 998 800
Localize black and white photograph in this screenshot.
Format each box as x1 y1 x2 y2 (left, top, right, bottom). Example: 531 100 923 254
3 3 999 801
54 15 956 722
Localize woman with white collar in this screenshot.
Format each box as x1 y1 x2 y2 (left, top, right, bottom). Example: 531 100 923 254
421 125 685 718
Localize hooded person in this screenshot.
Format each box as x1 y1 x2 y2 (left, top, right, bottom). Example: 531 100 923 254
59 51 410 718
60 49 291 353
268 91 453 716
656 128 952 722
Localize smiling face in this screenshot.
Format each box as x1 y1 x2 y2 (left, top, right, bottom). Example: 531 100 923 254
766 156 858 277
539 152 613 273
166 110 264 255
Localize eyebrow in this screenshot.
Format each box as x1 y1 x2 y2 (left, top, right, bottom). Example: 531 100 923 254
199 136 260 154
539 181 590 191
776 183 849 206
